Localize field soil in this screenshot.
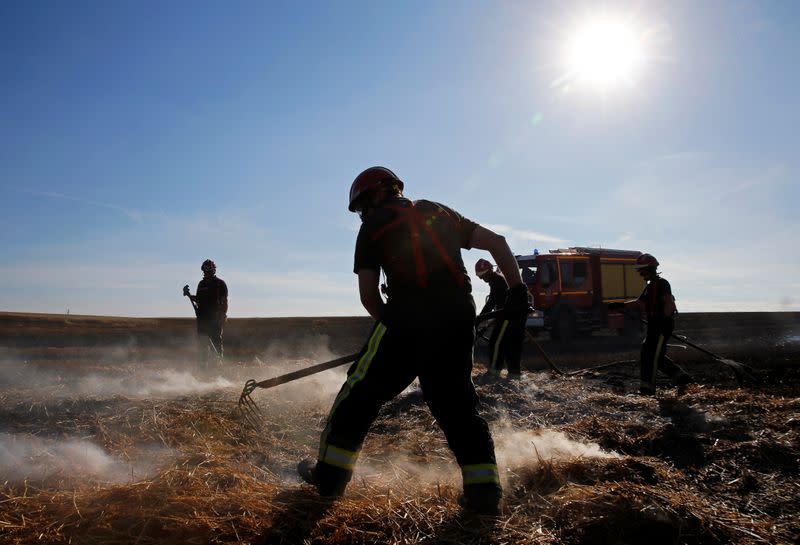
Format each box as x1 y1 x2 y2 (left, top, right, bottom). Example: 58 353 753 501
0 311 798 544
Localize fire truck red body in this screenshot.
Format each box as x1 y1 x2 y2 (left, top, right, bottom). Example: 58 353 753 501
516 247 646 340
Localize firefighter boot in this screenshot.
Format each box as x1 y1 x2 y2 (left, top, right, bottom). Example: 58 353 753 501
458 483 502 516
475 369 501 385
297 459 348 498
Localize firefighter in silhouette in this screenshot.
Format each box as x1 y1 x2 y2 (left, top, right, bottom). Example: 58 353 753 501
610 253 692 395
298 166 529 515
184 259 228 369
475 259 526 380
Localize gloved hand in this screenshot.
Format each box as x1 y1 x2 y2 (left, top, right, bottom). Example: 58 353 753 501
182 285 191 297
608 302 625 311
503 284 531 320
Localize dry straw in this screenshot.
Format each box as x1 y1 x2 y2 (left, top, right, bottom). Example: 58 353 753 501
1 359 798 544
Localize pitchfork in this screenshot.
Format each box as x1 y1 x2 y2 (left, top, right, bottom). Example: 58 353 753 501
238 353 359 429
620 310 760 384
238 308 535 428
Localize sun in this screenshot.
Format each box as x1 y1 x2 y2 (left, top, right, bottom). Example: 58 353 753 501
563 18 645 90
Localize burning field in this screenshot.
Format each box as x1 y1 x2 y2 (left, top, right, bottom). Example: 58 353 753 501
0 312 799 544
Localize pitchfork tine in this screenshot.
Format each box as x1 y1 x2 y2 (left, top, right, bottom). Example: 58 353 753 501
237 379 265 429
235 353 360 430
238 396 263 429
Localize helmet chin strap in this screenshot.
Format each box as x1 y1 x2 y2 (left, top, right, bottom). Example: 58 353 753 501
357 188 392 221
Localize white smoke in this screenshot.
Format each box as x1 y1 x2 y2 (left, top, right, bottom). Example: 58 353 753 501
76 369 233 397
0 356 60 389
494 428 620 469
0 433 158 484
1 347 235 398
782 334 800 345
354 425 619 489
358 452 458 487
244 335 354 405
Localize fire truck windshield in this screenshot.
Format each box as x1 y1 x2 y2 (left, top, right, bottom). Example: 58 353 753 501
521 266 537 284
538 261 557 287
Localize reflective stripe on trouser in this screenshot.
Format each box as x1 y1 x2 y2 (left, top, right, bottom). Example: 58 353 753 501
641 333 667 390
318 444 358 471
488 316 525 374
314 316 499 498
489 320 510 372
318 322 388 468
461 463 500 485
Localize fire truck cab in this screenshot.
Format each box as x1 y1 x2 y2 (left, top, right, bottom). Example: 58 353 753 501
516 247 646 341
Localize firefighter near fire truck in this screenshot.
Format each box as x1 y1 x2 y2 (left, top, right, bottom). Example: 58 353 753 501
475 258 526 380
297 166 529 516
183 259 228 370
609 253 693 395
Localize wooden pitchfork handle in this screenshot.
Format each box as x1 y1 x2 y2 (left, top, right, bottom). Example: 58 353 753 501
239 352 360 401
183 284 199 317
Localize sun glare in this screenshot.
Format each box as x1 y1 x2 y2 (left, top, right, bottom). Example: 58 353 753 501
564 18 645 90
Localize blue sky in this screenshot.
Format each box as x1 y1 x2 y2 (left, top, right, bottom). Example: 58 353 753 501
1 0 798 317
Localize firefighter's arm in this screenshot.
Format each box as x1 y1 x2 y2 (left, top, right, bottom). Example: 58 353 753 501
358 268 384 321
193 282 203 306
479 296 493 316
663 293 676 317
220 296 228 323
469 226 524 288
609 299 644 312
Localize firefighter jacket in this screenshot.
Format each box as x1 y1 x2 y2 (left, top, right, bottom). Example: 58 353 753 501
479 274 509 316
638 276 676 332
353 196 477 327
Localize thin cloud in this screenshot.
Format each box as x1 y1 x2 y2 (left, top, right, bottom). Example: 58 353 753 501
483 224 568 245
0 262 192 290
27 190 143 222
227 269 353 296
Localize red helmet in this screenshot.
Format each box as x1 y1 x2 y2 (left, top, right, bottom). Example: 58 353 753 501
201 259 216 273
475 258 494 277
348 166 403 212
634 253 659 270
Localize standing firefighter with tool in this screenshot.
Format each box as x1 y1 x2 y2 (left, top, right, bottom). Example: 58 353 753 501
476 259 526 380
298 167 529 515
183 259 228 369
610 253 692 395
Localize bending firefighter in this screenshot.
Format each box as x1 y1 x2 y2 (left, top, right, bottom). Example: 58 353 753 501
475 259 526 380
610 253 692 395
298 167 529 515
183 259 228 369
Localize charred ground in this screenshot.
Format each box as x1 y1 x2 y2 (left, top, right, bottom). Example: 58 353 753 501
0 312 798 544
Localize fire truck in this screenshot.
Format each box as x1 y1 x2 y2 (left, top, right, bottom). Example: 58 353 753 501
516 247 646 341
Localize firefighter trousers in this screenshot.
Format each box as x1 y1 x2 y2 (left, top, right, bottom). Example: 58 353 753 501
640 320 687 392
197 320 223 369
314 320 501 498
487 316 526 376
